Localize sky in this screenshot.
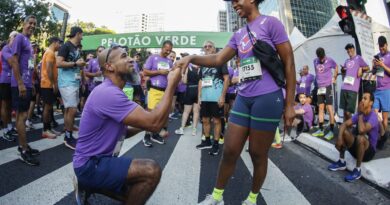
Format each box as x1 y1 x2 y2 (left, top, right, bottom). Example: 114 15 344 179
61 0 226 33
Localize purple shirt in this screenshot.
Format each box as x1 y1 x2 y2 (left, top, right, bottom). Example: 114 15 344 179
144 54 173 89
0 45 13 84
227 15 289 97
341 55 368 92
176 81 186 93
314 57 337 88
227 67 238 94
85 58 101 91
351 110 379 151
376 51 390 90
131 61 141 86
10 34 33 88
296 74 314 95
73 79 139 168
294 103 313 128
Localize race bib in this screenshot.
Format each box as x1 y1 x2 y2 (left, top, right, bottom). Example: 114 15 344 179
157 61 170 70
112 135 125 157
300 83 306 88
75 73 81 80
317 87 326 95
94 76 104 82
202 77 213 87
343 76 355 85
239 57 262 83
376 68 385 77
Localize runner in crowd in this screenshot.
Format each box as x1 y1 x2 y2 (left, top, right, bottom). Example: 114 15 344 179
178 0 295 203
142 40 173 147
0 31 18 141
328 92 379 182
123 56 136 101
168 50 179 120
130 52 143 105
296 65 314 96
84 46 105 98
312 47 338 141
57 26 86 150
40 37 63 139
339 43 369 121
175 61 200 136
25 43 40 130
195 40 229 156
8 15 40 165
373 36 390 149
292 93 313 135
174 52 189 120
73 45 183 205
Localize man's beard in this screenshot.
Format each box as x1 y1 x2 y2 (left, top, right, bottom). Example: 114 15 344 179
117 70 135 84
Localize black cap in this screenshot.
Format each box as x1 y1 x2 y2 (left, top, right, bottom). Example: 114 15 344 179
180 52 190 57
48 36 63 44
67 26 83 38
344 43 354 50
378 36 387 47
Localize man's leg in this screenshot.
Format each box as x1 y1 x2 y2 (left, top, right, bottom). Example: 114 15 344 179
203 117 211 138
16 111 28 150
66 107 77 132
355 135 369 168
313 102 326 137
328 128 354 171
124 159 161 205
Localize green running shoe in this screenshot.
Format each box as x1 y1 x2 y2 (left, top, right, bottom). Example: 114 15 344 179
324 131 334 141
312 130 324 137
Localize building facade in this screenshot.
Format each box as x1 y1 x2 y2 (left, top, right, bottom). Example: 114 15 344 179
225 1 246 32
218 10 228 32
124 13 164 33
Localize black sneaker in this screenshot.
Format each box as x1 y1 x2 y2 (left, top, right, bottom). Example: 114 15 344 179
143 134 153 147
51 120 59 128
65 136 77 150
196 140 212 150
2 131 16 142
209 144 219 156
18 145 40 156
20 150 40 166
9 128 18 136
151 133 165 144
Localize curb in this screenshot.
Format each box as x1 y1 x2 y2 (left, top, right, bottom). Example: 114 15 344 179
296 133 390 189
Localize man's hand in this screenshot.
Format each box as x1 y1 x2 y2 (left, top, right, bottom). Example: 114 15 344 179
358 101 364 114
159 69 170 75
18 83 27 98
332 77 337 84
176 56 192 71
76 59 86 67
218 96 225 108
284 104 295 127
374 59 385 68
95 71 102 77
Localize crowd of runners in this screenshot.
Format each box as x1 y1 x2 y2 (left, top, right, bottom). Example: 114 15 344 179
0 0 389 204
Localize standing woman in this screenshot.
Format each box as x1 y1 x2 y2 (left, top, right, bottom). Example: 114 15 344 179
178 0 295 204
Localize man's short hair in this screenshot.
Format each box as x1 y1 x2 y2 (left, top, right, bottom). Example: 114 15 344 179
345 43 354 50
67 26 83 38
364 91 374 102
96 46 105 51
48 36 63 45
162 40 173 47
24 15 36 23
316 47 325 58
378 36 387 47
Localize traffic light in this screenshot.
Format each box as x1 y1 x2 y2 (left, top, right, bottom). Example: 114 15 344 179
336 6 356 37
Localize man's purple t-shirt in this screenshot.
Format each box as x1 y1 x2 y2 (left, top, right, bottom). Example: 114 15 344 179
351 110 379 151
85 58 101 91
0 45 13 84
296 74 314 95
341 55 368 92
73 79 139 168
227 66 238 94
314 57 337 88
376 51 390 90
10 33 33 88
144 54 173 89
294 103 313 128
227 15 289 97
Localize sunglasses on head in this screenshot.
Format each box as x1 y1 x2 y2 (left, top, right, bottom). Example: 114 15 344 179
203 45 213 49
105 43 122 63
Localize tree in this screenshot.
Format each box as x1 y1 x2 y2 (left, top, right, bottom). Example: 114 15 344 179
66 20 115 36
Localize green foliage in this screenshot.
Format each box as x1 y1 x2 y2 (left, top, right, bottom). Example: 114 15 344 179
66 20 115 36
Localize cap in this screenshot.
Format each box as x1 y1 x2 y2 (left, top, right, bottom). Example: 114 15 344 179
344 43 354 50
180 52 190 57
135 52 142 56
67 26 83 38
378 36 387 47
9 31 18 38
48 36 63 44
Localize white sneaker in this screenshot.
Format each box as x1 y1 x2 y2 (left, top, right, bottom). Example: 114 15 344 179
198 195 224 205
175 127 184 135
192 128 197 136
42 130 57 139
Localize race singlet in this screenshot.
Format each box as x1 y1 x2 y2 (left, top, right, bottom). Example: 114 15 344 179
239 57 262 83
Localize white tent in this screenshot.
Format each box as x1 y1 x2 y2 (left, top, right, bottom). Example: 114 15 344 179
289 27 307 48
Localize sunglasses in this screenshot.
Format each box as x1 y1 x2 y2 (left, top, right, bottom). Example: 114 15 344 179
105 43 121 63
203 45 213 49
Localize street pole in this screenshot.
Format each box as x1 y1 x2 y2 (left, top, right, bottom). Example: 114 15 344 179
60 12 69 40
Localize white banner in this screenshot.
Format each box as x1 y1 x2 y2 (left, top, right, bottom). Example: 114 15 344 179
351 10 375 68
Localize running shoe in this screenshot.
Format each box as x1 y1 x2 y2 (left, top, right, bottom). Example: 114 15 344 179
42 130 57 139
143 134 153 147
151 133 165 144
209 144 219 156
242 200 255 205
51 128 62 136
20 150 40 166
25 120 35 130
73 176 89 205
51 120 59 128
9 128 18 136
2 131 16 142
73 126 79 132
328 160 347 171
192 128 197 136
196 140 212 150
169 113 178 120
345 168 361 182
218 138 224 145
64 136 77 150
18 145 40 156
198 195 224 205
271 143 282 149
312 130 324 137
324 131 334 141
175 127 184 135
